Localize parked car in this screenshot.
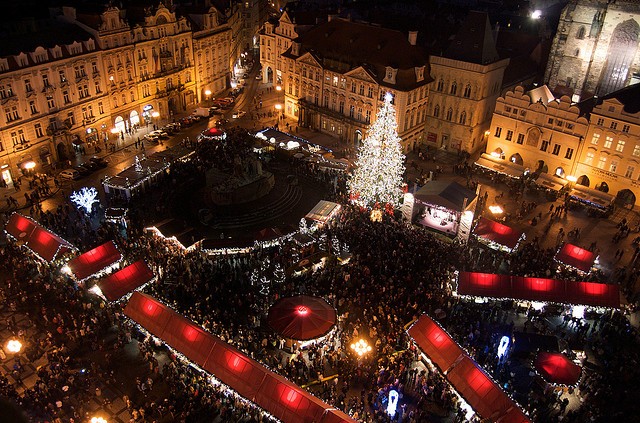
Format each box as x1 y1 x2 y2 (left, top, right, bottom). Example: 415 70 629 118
59 169 81 180
89 157 108 168
81 161 100 172
149 130 169 139
232 110 246 119
73 164 92 176
144 134 159 144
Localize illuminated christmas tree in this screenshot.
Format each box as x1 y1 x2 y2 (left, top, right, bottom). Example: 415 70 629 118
348 92 405 208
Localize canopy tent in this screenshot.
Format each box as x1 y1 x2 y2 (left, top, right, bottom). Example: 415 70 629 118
66 241 122 281
4 213 74 262
268 295 337 341
456 272 619 308
554 243 596 273
97 260 155 302
407 316 464 373
534 352 582 386
473 217 524 252
407 315 530 423
474 153 525 179
568 186 613 211
535 173 565 192
123 292 356 423
305 200 342 224
414 181 476 212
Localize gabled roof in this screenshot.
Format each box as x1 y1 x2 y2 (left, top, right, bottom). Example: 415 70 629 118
444 11 499 65
66 241 122 281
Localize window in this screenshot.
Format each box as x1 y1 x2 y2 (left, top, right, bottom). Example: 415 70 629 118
610 122 618 130
565 147 574 159
548 118 554 125
450 82 457 95
596 117 604 126
367 87 373 98
98 102 104 114
29 101 37 114
459 112 466 125
351 82 356 93
24 79 32 92
339 101 344 114
78 84 89 99
634 145 640 157
4 105 19 122
357 108 362 121
349 105 354 118
437 79 444 92
63 91 70 104
517 134 525 144
332 76 338 87
47 96 55 109
591 133 600 145
359 84 364 96
446 108 453 121
597 156 606 169
95 81 102 94
463 84 471 98
42 74 50 87
622 124 630 133
625 165 634 179
506 130 513 141
540 140 550 152
35 123 43 138
494 127 502 137
67 111 75 126
365 110 371 123
604 136 613 148
433 105 439 118
302 68 307 78
577 26 586 39
609 160 618 173
616 140 625 152
59 70 66 83
585 151 594 165
552 144 561 155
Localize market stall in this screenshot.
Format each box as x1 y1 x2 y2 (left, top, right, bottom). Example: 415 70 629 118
554 243 596 273
102 155 170 200
473 217 525 252
4 213 75 262
64 241 122 282
145 219 203 251
305 200 342 225
406 316 464 373
123 292 356 423
96 260 155 302
267 295 337 341
534 172 566 192
414 181 476 238
534 352 582 386
568 186 613 214
474 153 525 179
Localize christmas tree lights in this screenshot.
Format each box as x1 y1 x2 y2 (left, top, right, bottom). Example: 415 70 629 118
348 92 406 208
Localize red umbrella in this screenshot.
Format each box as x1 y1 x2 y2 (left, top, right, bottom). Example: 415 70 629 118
534 352 582 386
268 295 337 341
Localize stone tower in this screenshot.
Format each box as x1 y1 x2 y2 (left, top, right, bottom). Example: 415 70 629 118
545 0 640 101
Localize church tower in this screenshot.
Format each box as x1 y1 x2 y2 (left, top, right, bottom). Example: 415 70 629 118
545 0 640 101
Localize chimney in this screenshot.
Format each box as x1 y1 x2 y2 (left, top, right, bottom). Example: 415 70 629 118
408 31 418 46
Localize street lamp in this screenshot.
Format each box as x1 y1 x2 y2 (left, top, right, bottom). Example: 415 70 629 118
204 89 212 105
274 104 282 111
350 339 372 357
6 339 22 353
275 85 282 91
90 417 108 423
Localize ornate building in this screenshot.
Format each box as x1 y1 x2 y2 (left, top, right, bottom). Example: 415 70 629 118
275 17 431 152
425 12 510 154
545 0 640 100
0 2 233 185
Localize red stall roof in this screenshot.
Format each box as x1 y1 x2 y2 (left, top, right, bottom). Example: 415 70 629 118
457 272 619 308
407 316 463 373
447 357 530 423
268 295 337 341
124 292 356 423
4 213 74 262
67 241 122 281
534 352 582 386
474 217 523 251
554 243 595 273
98 260 154 301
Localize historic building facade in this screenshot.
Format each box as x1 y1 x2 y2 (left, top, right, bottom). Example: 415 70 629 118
274 17 431 152
573 84 640 206
425 12 510 154
545 0 640 101
486 85 589 178
0 2 234 185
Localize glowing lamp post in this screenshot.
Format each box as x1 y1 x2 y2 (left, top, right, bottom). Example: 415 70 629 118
275 85 282 91
204 89 212 105
6 339 22 353
274 104 282 111
350 339 372 357
90 417 108 423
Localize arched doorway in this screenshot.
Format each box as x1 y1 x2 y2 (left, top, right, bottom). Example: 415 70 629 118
509 153 523 165
266 67 273 84
130 110 140 127
536 160 547 173
57 142 68 161
616 189 636 208
554 167 565 177
576 175 589 186
114 116 126 135
492 147 504 159
596 181 609 192
354 130 363 149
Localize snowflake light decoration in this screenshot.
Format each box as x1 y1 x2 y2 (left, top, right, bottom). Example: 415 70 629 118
70 187 100 214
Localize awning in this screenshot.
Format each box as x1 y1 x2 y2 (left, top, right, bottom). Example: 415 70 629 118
534 352 582 386
473 217 524 251
66 241 122 281
4 213 74 262
535 173 565 191
98 260 154 301
267 295 337 341
569 186 613 210
305 200 342 223
407 316 464 373
123 292 356 423
554 243 595 273
475 153 525 179
456 272 619 308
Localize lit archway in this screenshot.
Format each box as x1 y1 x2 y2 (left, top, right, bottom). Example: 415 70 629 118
576 175 590 187
130 110 140 126
596 181 609 192
114 116 126 134
554 167 565 177
509 153 523 165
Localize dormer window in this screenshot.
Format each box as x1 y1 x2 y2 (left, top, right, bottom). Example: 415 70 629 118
383 66 397 84
415 66 425 82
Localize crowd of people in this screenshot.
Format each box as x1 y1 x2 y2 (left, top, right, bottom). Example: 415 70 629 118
1 137 640 423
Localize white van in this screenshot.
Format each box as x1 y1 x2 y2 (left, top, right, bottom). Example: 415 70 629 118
59 169 80 180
